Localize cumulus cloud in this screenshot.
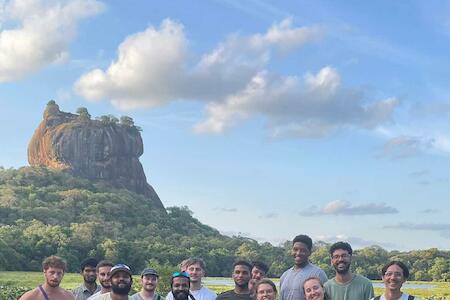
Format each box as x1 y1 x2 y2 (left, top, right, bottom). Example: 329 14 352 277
299 200 398 216
0 0 104 81
75 18 398 137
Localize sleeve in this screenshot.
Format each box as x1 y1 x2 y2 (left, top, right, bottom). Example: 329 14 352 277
279 272 286 300
365 280 374 300
318 269 328 284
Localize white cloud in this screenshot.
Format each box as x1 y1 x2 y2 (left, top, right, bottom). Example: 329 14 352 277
316 234 396 249
0 0 104 81
299 200 398 216
75 18 398 138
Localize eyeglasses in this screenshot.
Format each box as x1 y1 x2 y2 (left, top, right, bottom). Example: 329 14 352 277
384 272 403 278
172 271 190 278
331 254 351 260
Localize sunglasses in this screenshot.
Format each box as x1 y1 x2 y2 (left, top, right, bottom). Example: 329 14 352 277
172 271 190 278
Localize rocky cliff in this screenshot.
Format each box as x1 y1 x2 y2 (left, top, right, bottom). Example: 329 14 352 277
28 101 165 211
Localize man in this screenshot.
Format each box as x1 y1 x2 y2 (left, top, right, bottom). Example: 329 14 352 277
97 264 133 300
87 260 114 300
279 235 327 300
371 261 419 300
131 268 164 300
216 260 252 300
324 241 374 300
19 255 75 300
73 258 101 300
248 261 269 294
171 272 192 300
166 258 216 300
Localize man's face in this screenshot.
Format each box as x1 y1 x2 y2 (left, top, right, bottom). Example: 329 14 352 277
382 265 406 291
172 277 190 300
97 266 112 289
232 265 251 289
111 271 132 295
82 266 97 284
331 249 351 275
251 267 265 281
44 267 64 288
142 274 158 292
186 263 205 283
292 242 310 267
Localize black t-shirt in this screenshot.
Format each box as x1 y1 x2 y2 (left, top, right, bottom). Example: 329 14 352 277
216 290 251 300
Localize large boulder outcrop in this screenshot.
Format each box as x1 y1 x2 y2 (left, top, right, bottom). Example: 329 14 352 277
28 101 165 211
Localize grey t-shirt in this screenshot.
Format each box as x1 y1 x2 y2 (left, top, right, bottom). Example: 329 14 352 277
279 263 328 300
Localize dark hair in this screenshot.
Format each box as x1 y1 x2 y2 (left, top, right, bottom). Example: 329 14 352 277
96 260 113 272
42 256 67 272
233 260 252 272
80 258 98 271
255 278 277 295
292 235 313 251
381 261 410 279
329 241 353 256
252 261 269 274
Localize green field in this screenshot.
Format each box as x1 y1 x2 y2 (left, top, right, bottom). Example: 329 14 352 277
0 272 449 300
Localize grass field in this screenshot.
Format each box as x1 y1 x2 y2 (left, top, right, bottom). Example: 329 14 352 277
0 272 449 299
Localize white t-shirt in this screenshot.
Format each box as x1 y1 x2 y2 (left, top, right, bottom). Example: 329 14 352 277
87 291 103 300
166 287 217 300
370 294 420 300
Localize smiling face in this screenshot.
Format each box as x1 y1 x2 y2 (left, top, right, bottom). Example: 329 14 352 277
256 283 276 300
142 274 158 292
186 263 205 283
292 242 311 267
251 266 265 281
232 264 251 289
303 278 324 300
382 264 406 292
331 249 352 275
97 266 112 289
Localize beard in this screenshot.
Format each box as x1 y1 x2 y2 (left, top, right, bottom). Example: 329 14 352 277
173 290 189 300
46 279 61 288
111 282 132 295
334 263 351 275
100 280 111 289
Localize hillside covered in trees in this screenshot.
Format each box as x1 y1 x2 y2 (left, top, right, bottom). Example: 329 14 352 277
0 166 449 281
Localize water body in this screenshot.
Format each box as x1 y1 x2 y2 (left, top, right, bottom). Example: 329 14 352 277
204 278 435 289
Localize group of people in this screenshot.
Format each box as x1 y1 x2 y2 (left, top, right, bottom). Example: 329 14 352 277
18 234 419 300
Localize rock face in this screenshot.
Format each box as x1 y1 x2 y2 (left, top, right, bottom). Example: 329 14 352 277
28 101 165 211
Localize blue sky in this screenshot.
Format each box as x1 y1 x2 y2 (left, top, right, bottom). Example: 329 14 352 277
1 0 450 250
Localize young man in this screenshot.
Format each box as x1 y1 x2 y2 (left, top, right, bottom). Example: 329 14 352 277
248 261 269 294
131 268 164 300
97 264 133 300
73 258 101 300
166 258 216 300
324 241 374 300
279 235 327 300
216 260 252 300
87 260 114 300
371 261 420 300
19 255 75 300
171 272 192 300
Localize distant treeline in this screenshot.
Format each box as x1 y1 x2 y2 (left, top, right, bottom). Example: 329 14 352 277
0 167 449 281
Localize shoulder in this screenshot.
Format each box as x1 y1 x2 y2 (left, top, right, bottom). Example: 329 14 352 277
217 290 234 298
19 288 39 300
324 278 336 287
129 293 141 300
72 285 84 293
201 287 218 296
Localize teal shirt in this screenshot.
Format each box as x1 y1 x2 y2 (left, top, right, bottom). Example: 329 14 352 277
324 274 374 300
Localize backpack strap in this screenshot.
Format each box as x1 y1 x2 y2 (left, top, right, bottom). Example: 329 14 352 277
408 296 415 300
38 285 50 300
374 296 381 300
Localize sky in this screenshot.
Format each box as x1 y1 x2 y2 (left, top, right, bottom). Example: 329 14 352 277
1 0 450 251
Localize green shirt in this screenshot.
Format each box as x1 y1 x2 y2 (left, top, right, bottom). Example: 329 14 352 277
216 290 251 300
324 274 374 300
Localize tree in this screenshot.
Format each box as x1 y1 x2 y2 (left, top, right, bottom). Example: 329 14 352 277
120 116 135 127
76 107 91 121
